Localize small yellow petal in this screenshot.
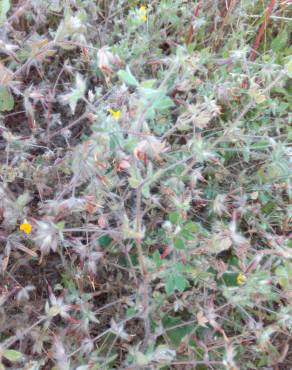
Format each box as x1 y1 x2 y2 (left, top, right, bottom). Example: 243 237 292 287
108 109 121 120
140 5 147 13
236 273 247 285
20 222 32 234
140 14 147 22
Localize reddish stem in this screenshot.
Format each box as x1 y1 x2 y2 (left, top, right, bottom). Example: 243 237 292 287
194 0 202 17
160 246 171 259
186 0 202 45
250 0 277 61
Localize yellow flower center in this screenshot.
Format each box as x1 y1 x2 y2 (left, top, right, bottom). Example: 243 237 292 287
20 221 32 234
236 273 247 285
108 108 121 120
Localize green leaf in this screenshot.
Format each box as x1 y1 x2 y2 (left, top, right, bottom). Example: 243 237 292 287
251 140 270 151
183 222 200 233
271 30 288 52
144 106 156 119
152 95 174 111
169 212 180 224
98 235 112 248
176 262 186 273
117 66 139 87
0 85 14 112
140 87 162 99
221 272 238 287
211 234 232 254
174 274 187 292
140 87 174 112
128 176 140 189
275 263 292 289
56 221 65 231
165 274 175 295
174 238 185 250
141 183 150 198
126 307 137 317
135 351 150 366
162 316 194 346
3 349 23 362
261 201 275 215
153 250 162 268
285 59 292 78
0 0 10 25
16 192 32 209
140 79 157 88
275 266 289 288
181 222 200 240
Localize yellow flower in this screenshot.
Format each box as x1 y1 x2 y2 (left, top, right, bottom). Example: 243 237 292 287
139 5 147 22
20 221 32 234
108 108 121 120
236 273 247 285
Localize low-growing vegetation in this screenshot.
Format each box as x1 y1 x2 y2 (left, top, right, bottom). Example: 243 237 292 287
0 0 291 369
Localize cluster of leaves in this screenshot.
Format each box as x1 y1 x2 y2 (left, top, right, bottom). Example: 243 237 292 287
0 0 291 369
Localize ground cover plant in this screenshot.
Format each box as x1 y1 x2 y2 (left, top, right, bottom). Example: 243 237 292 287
0 0 291 369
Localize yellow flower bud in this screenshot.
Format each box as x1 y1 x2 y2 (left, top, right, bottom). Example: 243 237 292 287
237 273 247 285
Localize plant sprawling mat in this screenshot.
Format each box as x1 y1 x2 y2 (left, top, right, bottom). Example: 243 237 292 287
0 1 291 369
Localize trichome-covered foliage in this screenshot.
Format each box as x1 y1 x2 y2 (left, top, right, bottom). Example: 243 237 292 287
0 0 291 369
